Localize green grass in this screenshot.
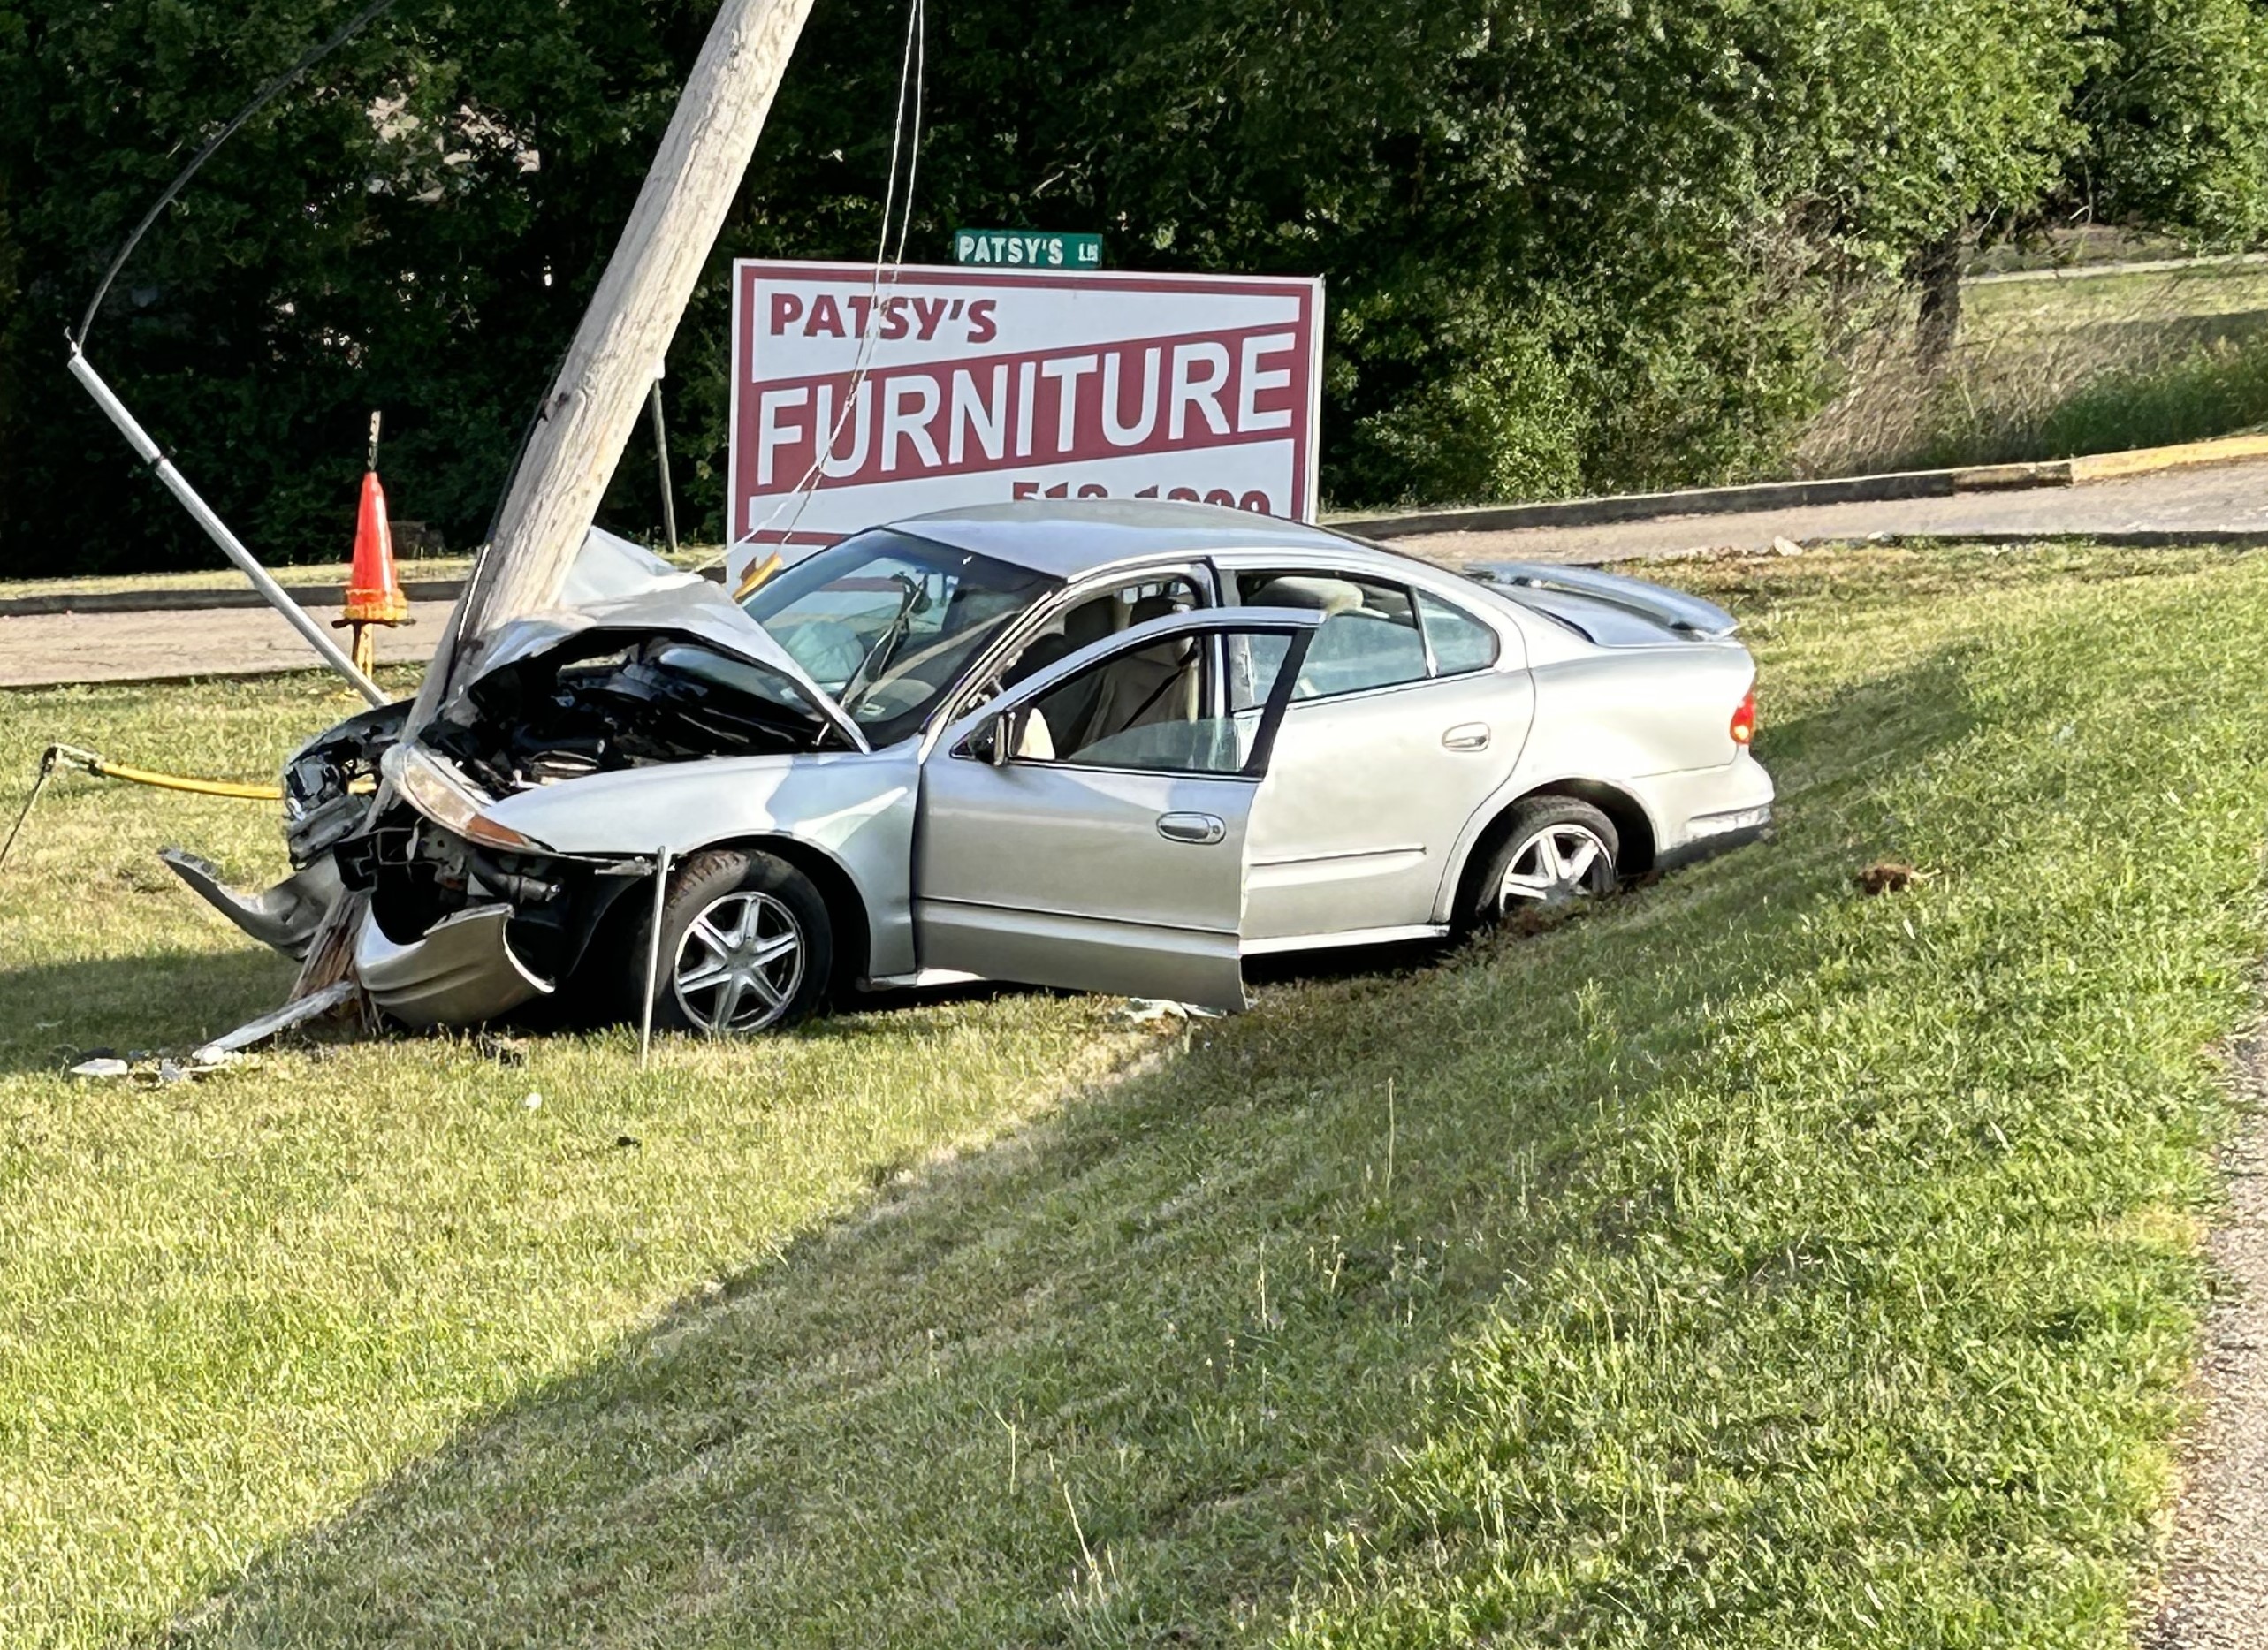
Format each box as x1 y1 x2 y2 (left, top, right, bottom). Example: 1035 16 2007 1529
2 541 2264 1646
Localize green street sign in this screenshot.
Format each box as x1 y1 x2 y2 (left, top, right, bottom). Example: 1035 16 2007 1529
951 229 1103 270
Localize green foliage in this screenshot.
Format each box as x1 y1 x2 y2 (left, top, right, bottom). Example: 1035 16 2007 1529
3 0 2266 570
0 0 705 575
2070 0 2268 243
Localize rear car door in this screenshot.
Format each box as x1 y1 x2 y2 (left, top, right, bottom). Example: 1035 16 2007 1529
1233 572 1534 943
915 609 1320 1009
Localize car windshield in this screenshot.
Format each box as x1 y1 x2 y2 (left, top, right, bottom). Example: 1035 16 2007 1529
741 529 1059 745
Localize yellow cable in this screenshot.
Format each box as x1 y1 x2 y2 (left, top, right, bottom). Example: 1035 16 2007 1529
46 745 282 802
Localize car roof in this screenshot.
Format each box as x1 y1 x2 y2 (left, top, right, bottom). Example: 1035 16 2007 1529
882 498 1421 582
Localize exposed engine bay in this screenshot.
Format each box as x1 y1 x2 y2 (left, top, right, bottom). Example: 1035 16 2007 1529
417 628 850 798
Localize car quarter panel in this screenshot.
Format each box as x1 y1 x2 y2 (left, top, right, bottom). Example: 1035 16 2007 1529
1519 645 1756 781
1423 641 1766 919
1244 668 1534 939
478 745 924 978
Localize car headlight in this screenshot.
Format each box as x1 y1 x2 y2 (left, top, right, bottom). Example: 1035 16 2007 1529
381 743 546 852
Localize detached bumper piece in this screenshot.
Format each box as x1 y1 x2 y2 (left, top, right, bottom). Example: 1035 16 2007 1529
159 848 345 960
355 903 553 1028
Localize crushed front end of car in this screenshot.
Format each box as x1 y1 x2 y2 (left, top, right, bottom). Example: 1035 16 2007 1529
164 532 864 1027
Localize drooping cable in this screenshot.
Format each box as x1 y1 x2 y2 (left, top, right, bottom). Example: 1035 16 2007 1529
75 0 405 349
721 0 926 564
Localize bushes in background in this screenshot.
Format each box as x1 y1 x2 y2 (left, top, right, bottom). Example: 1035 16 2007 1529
3 0 2266 574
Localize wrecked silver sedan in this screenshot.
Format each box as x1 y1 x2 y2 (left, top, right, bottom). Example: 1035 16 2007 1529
171 499 1774 1033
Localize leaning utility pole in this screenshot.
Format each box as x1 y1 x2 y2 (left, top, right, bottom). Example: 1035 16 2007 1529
424 0 818 705
293 0 818 1000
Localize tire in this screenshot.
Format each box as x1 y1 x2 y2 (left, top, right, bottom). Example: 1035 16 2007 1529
605 848 833 1035
1465 796 1621 928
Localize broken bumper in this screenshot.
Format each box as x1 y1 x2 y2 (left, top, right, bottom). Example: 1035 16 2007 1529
161 848 345 960
354 903 554 1028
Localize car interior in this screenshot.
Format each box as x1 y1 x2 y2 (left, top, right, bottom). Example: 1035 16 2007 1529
1234 570 1429 698
965 561 1490 772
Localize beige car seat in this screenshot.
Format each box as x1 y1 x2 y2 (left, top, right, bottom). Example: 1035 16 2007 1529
1245 574 1364 616
1075 592 1199 751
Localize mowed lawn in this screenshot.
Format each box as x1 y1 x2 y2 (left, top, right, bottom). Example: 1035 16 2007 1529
1 541 2264 1646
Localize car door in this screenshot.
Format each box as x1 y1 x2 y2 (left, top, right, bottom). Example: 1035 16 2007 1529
1234 573 1536 944
915 608 1321 1009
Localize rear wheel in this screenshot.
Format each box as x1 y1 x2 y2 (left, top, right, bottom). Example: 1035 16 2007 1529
1466 796 1621 927
608 848 833 1035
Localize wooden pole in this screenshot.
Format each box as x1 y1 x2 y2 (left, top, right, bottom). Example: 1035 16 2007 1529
293 0 817 1003
430 0 817 696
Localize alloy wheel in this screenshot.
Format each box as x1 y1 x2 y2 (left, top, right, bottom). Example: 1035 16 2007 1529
672 890 807 1034
1496 822 1613 912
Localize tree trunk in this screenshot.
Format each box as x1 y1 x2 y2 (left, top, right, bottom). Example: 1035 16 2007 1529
1914 223 1967 373
293 0 818 1003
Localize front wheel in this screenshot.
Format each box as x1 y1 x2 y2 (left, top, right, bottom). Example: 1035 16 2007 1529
1466 797 1621 927
607 848 833 1035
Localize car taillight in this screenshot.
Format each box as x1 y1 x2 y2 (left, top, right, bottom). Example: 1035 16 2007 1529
1730 688 1756 747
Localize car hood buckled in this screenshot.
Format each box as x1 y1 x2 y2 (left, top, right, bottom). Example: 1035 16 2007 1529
456 530 870 755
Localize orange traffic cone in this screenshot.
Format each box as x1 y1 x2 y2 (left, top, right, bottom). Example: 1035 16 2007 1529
336 414 409 675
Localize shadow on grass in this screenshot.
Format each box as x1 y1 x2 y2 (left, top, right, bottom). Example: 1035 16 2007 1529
136 654 1975 1647
0 946 295 1075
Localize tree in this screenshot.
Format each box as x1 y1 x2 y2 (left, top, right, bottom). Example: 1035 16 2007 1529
5 0 2265 568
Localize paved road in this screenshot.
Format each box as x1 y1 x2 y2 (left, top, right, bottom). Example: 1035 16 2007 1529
2147 1038 2268 1650
5 460 2268 689
0 600 453 689
1390 458 2268 567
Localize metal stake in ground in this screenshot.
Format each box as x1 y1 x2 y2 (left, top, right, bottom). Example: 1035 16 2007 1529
639 846 672 1068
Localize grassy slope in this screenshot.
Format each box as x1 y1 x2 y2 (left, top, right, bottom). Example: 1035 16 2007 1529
0 543 2263 1646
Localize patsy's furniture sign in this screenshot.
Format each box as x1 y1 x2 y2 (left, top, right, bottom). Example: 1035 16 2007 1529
727 261 1322 569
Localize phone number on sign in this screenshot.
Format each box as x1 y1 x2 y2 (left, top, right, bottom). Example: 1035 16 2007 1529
1009 478 1276 513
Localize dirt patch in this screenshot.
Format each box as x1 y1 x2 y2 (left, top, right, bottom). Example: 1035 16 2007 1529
2144 1031 2268 1650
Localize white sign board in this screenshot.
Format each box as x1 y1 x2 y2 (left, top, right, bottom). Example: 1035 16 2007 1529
727 261 1323 574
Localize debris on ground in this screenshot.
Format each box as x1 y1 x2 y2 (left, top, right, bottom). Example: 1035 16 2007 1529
67 1052 237 1084
1854 860 1927 895
1115 999 1225 1026
190 979 360 1066
1771 535 1806 556
476 1032 529 1067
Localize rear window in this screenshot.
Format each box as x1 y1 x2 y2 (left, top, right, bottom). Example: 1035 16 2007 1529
1236 571 1502 697
1417 590 1501 674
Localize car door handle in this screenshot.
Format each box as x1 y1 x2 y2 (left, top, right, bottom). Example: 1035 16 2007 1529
1157 812 1226 845
1442 722 1491 752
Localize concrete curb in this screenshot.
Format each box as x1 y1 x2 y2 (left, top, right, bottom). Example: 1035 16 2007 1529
1335 432 2268 541
0 578 467 620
